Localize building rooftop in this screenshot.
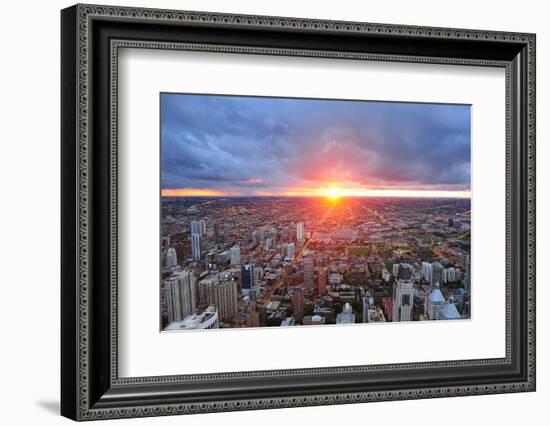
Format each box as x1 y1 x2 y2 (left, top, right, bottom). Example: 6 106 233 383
397 264 412 280
439 303 461 320
428 284 446 304
165 306 218 331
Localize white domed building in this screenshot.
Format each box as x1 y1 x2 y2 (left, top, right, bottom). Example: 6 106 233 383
439 297 462 320
425 284 463 321
425 283 446 320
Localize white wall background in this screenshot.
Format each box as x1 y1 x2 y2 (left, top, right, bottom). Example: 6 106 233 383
0 0 546 425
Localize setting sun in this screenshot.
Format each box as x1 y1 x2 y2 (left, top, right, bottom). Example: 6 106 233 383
321 186 346 202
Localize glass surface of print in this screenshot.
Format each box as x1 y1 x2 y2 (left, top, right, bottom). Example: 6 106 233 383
160 94 471 332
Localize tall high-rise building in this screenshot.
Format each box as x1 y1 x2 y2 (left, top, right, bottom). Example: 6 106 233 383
252 230 259 246
286 243 295 260
421 261 432 283
241 264 255 294
280 228 290 242
443 267 460 283
198 276 219 306
230 245 240 265
254 266 264 282
199 219 206 236
190 220 201 236
198 276 238 322
213 222 220 243
431 261 444 287
317 267 327 295
297 222 305 243
164 276 182 324
304 257 314 288
246 302 260 328
464 255 471 293
165 247 177 268
392 264 415 322
292 288 304 323
164 270 197 323
191 233 201 262
289 226 297 242
392 263 400 277
211 280 238 321
223 223 231 241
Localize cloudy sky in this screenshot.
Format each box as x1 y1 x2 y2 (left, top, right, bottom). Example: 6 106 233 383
160 93 471 197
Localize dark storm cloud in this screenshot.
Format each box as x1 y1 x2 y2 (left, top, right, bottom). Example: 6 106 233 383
160 93 471 193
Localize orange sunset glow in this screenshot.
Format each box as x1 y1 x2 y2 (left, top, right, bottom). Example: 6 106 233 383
161 95 471 198
161 185 471 199
161 188 229 197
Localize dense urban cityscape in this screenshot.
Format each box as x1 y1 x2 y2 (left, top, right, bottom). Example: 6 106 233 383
159 93 472 332
160 196 471 331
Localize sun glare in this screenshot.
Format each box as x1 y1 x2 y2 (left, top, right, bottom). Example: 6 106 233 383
322 187 345 202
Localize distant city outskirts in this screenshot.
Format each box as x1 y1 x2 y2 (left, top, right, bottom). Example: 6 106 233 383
160 93 471 332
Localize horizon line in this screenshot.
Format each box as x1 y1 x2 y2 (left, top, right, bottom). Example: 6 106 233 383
161 189 471 199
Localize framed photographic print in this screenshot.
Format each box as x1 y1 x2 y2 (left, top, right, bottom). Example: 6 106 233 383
61 4 536 421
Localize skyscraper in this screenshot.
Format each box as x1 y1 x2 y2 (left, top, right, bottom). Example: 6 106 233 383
223 223 231 241
252 230 259 246
197 275 239 322
165 247 177 268
245 302 260 328
213 222 220 243
392 263 400 277
292 288 304 323
198 276 218 306
297 222 305 243
443 267 460 283
191 233 201 262
317 267 327 295
392 264 415 322
190 220 201 236
464 255 471 293
211 280 238 321
230 245 240 265
431 261 444 287
199 219 206 236
164 270 197 324
286 243 295 260
421 261 432 283
241 264 255 295
304 257 314 288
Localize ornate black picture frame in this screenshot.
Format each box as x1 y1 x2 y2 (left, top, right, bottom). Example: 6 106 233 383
61 4 536 421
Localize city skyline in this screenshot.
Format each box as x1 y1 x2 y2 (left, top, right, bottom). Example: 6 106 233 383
161 94 471 199
160 197 471 331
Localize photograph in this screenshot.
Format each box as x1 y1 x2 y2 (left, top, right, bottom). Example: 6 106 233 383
53 2 536 421
160 93 472 332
